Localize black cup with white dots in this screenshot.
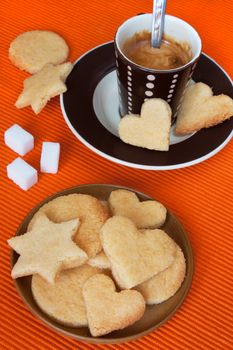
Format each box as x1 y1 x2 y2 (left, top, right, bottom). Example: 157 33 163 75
115 14 202 123
115 46 199 123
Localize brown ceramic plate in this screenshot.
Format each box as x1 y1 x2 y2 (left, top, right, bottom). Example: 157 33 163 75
60 42 233 170
11 184 194 344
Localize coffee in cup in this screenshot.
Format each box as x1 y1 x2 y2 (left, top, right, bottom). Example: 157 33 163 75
115 14 202 120
122 31 192 70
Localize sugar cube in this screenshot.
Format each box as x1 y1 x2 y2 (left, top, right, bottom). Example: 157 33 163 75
7 158 38 191
5 124 34 156
40 142 60 174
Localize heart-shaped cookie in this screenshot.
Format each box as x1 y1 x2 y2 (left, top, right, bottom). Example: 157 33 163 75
118 98 172 151
109 189 167 228
175 82 233 135
83 274 145 337
100 216 176 289
135 245 186 304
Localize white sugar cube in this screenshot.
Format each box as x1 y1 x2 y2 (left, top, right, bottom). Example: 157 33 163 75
40 142 60 174
4 124 34 156
7 158 38 191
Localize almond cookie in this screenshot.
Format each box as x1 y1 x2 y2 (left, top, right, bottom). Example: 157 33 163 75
109 189 166 228
135 245 186 304
83 274 145 336
100 216 176 289
119 98 171 151
9 30 69 73
32 265 101 327
8 213 87 283
28 194 109 258
175 82 233 135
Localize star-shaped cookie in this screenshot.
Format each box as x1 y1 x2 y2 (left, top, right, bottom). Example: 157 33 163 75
15 62 73 114
8 212 88 283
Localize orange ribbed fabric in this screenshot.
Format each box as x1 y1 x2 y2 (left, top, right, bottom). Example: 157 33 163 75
0 1 233 349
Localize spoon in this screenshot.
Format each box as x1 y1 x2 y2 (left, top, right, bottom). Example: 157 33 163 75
151 0 167 48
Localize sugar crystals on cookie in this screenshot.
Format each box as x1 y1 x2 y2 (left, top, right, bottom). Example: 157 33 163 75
88 251 111 269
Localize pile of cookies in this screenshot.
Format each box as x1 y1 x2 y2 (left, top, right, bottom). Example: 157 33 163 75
8 190 186 337
119 82 233 151
9 30 73 114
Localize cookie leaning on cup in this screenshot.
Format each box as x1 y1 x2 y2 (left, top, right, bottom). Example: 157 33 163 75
118 99 172 151
175 82 233 135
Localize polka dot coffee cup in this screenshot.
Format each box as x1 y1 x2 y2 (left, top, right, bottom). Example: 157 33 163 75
115 14 202 121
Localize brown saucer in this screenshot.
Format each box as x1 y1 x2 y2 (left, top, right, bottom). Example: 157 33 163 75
11 184 194 344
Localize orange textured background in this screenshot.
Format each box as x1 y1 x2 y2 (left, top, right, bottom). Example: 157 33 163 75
0 0 233 349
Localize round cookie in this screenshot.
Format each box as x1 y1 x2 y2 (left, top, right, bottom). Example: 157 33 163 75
31 265 101 327
28 194 109 258
135 245 186 304
9 30 69 73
